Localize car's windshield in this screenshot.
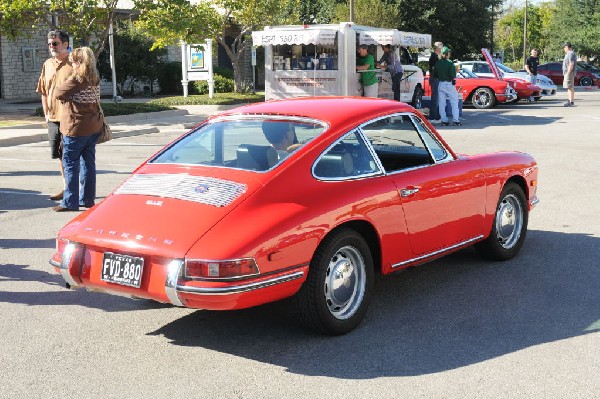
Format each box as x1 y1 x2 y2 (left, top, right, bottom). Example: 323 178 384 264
150 117 327 171
496 62 515 73
458 68 479 78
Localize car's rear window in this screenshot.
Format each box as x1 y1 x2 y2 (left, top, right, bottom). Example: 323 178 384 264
150 117 327 171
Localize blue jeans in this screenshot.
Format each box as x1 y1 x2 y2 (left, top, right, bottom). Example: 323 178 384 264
429 77 440 120
61 133 100 209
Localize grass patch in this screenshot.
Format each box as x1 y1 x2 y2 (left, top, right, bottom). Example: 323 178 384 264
148 92 265 106
0 120 39 127
35 102 175 117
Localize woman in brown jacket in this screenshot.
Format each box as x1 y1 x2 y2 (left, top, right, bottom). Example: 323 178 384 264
52 47 104 212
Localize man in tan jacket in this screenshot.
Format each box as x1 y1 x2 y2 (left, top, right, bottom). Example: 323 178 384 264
36 30 73 201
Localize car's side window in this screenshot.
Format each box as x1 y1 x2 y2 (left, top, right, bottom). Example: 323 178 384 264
360 114 434 173
313 130 381 179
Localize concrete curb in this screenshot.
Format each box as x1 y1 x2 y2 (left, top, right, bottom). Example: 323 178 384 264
105 109 189 123
0 126 160 147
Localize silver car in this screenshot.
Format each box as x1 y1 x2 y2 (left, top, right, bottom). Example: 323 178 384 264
460 61 557 97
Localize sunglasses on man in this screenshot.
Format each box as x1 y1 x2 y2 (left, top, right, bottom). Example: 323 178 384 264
47 41 61 47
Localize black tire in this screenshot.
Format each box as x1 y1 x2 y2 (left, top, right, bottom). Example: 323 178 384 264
471 87 496 109
475 182 528 261
293 228 374 335
580 76 593 86
411 87 423 109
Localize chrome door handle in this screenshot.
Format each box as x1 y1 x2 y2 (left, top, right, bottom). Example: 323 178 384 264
400 187 420 197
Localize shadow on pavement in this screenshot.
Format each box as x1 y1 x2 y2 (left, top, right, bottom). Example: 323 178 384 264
146 229 599 378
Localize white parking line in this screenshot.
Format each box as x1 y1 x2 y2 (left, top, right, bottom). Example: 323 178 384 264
488 115 512 121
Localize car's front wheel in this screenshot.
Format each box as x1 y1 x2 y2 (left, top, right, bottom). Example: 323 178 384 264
475 182 528 261
471 87 496 109
293 228 374 335
580 76 593 86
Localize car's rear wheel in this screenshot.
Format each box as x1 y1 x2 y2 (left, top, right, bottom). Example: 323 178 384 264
580 76 593 86
471 87 496 109
293 228 374 335
475 182 528 261
411 87 423 109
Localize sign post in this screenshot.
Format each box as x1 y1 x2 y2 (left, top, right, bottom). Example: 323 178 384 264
181 39 214 98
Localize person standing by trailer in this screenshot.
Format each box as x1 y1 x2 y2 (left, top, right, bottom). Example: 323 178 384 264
378 44 403 101
356 44 378 98
433 47 461 126
428 41 443 123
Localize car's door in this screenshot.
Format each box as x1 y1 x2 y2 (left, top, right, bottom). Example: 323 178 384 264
360 114 487 256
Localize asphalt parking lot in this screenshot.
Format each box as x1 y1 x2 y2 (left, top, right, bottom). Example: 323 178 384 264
0 90 598 398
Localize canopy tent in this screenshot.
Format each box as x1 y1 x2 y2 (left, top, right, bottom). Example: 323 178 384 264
358 30 431 48
251 29 337 46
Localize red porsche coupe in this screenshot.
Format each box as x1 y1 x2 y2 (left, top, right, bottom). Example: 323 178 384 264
50 97 539 335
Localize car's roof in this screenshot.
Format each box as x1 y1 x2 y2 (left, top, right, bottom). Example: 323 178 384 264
213 97 415 127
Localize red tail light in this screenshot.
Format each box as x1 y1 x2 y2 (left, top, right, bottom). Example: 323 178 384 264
184 258 260 280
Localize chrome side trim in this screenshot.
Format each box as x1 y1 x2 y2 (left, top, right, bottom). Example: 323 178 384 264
392 235 484 268
49 259 60 268
177 270 305 296
165 260 184 306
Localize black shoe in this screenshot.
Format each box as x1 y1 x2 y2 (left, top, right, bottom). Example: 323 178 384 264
453 122 463 126
563 101 573 107
79 203 95 209
441 121 450 126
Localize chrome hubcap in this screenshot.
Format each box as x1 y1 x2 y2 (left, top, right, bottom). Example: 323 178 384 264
324 246 366 320
475 89 490 106
496 193 523 249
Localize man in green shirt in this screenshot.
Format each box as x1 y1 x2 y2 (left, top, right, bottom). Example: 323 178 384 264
356 44 378 97
432 47 461 126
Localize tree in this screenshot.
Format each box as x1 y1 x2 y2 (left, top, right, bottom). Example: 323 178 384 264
333 0 399 28
300 0 336 24
548 0 600 61
134 0 301 92
390 0 501 60
97 23 167 95
0 0 121 57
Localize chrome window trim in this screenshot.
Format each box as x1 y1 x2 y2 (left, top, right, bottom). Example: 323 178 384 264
176 270 305 295
312 129 384 181
391 235 484 268
357 112 455 177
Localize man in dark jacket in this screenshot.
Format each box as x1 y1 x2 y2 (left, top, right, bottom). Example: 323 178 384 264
428 42 443 122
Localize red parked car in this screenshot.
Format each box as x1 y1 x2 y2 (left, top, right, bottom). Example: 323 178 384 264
537 62 600 86
50 97 539 335
425 68 518 109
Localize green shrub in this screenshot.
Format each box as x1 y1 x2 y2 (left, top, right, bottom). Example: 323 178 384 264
157 61 183 94
213 66 234 80
192 74 235 94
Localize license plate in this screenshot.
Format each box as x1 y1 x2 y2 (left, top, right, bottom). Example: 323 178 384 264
101 252 144 288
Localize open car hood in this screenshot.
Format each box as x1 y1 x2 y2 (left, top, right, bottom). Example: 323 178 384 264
482 48 504 81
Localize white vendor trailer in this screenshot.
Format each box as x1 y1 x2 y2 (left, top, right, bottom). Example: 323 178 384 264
252 23 431 107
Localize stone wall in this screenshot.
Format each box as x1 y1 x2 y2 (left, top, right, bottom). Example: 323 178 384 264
0 30 50 100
